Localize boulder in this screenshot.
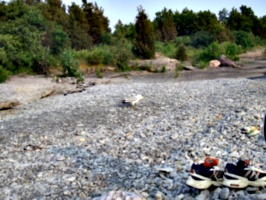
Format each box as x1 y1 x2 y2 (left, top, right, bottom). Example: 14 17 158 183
218 55 240 68
0 99 20 110
209 60 221 67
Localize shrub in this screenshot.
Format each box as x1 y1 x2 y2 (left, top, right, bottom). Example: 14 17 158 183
233 31 257 50
60 50 84 82
175 45 188 61
174 63 184 78
198 61 209 69
160 65 166 73
222 42 243 60
0 66 10 83
174 36 191 46
155 41 176 58
96 68 103 78
191 31 215 48
197 42 223 62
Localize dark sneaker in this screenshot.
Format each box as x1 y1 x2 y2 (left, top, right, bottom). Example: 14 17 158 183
186 157 224 189
223 158 266 188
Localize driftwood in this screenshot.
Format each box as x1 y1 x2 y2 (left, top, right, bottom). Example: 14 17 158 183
218 55 242 68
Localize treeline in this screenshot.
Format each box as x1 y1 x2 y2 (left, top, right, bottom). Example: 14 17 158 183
0 0 266 82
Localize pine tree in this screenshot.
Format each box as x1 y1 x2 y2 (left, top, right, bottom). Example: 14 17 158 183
133 6 155 59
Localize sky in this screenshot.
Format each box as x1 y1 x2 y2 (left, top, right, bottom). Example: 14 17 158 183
62 0 266 31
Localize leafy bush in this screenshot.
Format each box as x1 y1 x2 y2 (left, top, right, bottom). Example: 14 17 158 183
0 66 10 83
198 61 209 69
155 41 176 58
197 42 223 62
160 65 166 73
175 45 188 61
233 31 257 50
174 36 191 46
60 50 84 82
96 68 103 78
222 42 243 60
191 31 215 48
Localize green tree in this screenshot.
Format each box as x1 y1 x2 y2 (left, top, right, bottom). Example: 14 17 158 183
82 0 110 44
154 8 177 42
67 3 92 50
133 6 155 59
39 0 68 27
173 8 198 36
218 8 229 25
196 10 219 32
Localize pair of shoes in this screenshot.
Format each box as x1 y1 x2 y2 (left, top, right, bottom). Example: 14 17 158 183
186 157 224 189
186 157 266 189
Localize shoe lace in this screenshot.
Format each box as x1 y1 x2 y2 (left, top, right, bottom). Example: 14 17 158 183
212 166 221 181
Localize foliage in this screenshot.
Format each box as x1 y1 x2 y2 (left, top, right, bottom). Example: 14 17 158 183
133 6 155 59
191 31 215 48
196 10 219 32
0 65 10 83
160 65 166 73
60 50 84 82
82 1 111 44
221 42 243 60
174 63 184 78
232 31 258 50
95 68 103 78
174 36 191 46
173 8 198 36
154 8 177 42
197 42 223 62
155 41 176 58
175 45 188 61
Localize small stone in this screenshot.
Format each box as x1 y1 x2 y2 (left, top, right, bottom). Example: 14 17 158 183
220 187 230 200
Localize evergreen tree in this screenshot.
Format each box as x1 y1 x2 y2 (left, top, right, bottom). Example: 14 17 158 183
133 6 155 59
82 0 110 44
173 8 198 36
154 8 177 42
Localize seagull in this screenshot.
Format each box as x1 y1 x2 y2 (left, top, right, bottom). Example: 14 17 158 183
122 94 144 106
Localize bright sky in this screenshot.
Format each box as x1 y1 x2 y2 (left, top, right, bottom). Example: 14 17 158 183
63 0 265 31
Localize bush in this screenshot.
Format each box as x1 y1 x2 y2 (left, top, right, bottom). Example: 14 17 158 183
155 41 176 58
175 45 188 61
233 31 257 50
222 42 243 60
0 66 10 83
197 42 223 62
174 36 191 46
96 68 103 78
191 31 215 48
160 65 166 73
60 50 84 82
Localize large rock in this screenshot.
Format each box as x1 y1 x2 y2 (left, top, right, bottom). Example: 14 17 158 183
0 99 20 110
218 55 241 68
209 60 221 67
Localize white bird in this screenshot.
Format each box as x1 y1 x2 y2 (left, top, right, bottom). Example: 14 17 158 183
122 94 144 106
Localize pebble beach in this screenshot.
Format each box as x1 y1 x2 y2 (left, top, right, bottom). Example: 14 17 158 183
0 77 266 199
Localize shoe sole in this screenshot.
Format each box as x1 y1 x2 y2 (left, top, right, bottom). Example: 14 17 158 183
223 172 266 188
186 173 222 189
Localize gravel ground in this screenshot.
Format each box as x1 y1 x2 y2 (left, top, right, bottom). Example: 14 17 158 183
0 76 266 199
